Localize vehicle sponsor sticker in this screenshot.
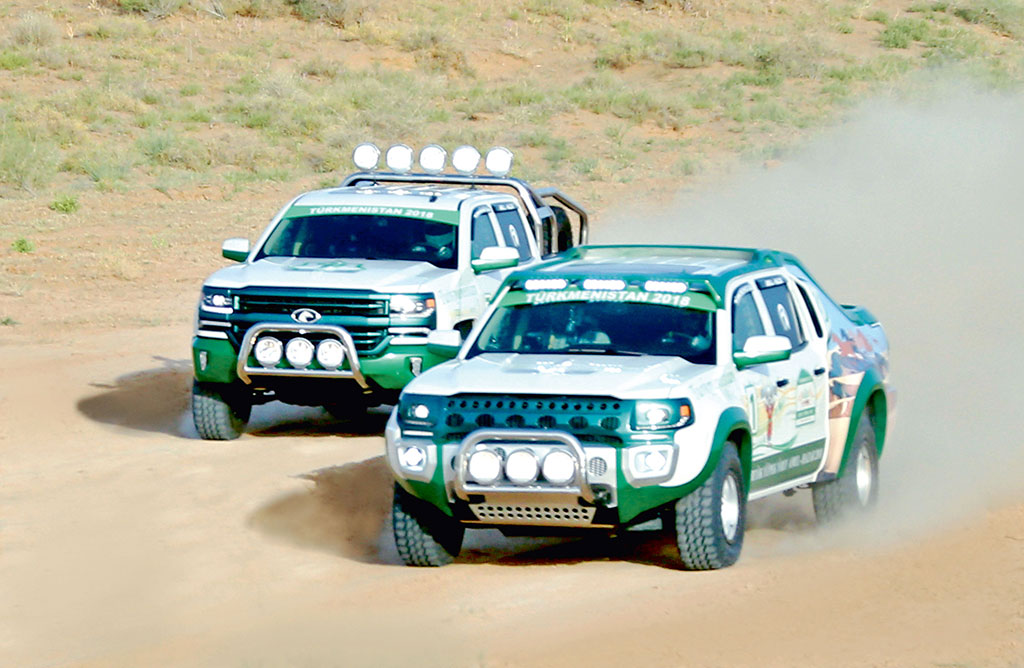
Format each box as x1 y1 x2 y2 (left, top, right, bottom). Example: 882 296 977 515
284 204 460 225
500 287 717 311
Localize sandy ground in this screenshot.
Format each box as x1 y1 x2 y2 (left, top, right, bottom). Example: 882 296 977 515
2 88 1024 667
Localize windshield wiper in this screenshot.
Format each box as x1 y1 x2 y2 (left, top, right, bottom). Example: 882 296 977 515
562 346 645 356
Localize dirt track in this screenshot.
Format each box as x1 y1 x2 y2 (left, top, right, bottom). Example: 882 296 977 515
0 326 1022 667
3 89 1024 666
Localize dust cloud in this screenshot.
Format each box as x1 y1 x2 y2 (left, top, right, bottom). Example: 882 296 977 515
600 78 1024 543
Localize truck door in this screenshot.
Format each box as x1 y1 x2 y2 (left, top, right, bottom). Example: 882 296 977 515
754 275 828 473
462 206 513 317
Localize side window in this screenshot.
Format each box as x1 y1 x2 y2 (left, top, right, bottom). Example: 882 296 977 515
494 203 532 262
757 277 805 349
471 207 498 261
732 287 766 352
794 281 824 339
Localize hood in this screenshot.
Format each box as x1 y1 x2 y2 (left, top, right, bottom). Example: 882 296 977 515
406 353 716 400
205 257 452 292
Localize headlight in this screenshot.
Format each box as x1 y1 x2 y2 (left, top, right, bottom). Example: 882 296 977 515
505 449 539 485
285 337 314 368
316 339 346 369
468 449 501 485
633 400 694 431
542 450 576 485
200 288 233 314
390 294 436 317
398 394 443 428
254 337 283 367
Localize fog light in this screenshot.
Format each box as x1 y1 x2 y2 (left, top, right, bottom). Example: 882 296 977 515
316 339 346 370
398 446 427 472
198 350 209 371
285 337 314 368
633 448 672 476
505 449 539 485
468 449 501 485
254 337 283 367
542 450 575 485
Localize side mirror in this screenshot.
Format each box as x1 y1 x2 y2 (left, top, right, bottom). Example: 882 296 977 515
222 238 251 262
427 329 462 358
733 335 792 368
471 246 519 274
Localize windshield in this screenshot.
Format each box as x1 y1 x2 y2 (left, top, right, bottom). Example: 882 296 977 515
469 299 716 365
256 214 458 269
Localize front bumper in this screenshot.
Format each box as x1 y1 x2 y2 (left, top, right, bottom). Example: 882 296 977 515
192 327 446 391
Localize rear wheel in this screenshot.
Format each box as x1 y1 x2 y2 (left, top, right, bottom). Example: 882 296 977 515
813 411 879 523
192 380 251 440
674 442 746 570
392 484 464 567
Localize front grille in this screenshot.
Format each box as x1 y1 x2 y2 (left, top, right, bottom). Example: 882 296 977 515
237 294 387 317
469 503 596 526
439 394 628 444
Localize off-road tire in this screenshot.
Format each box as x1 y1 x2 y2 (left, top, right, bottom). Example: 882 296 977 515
813 411 879 524
674 442 746 570
392 484 464 567
192 381 251 441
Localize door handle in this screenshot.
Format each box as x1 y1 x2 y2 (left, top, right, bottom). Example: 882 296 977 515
776 378 790 387
813 367 826 376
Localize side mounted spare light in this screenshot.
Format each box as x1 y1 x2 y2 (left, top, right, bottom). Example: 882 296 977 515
352 143 381 171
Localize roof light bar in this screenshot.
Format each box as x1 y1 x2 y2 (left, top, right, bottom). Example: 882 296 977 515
582 279 626 291
451 145 481 175
418 144 447 175
385 144 414 174
352 143 381 171
644 280 688 293
484 147 514 177
524 278 568 291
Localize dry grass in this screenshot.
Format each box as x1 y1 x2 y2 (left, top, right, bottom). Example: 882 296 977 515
0 0 1019 200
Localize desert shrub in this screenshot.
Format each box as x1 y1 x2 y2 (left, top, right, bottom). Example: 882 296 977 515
286 0 370 27
880 18 932 48
11 237 35 253
0 123 59 190
49 194 79 213
11 13 60 47
137 131 210 170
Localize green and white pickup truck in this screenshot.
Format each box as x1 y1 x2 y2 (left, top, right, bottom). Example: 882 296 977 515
191 144 587 440
386 245 894 569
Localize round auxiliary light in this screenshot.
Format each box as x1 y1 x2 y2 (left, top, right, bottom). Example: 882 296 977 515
505 449 539 485
385 144 414 174
637 449 668 475
398 446 426 471
484 147 514 177
418 144 447 175
352 143 381 171
253 337 283 368
316 339 346 370
542 450 576 485
451 145 481 175
285 337 315 369
467 449 502 485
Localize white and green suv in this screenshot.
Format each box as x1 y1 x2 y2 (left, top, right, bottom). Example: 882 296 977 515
191 145 587 440
386 245 894 569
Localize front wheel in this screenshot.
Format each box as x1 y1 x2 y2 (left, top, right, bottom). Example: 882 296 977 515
192 380 251 440
392 484 464 567
674 442 746 570
812 411 879 524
